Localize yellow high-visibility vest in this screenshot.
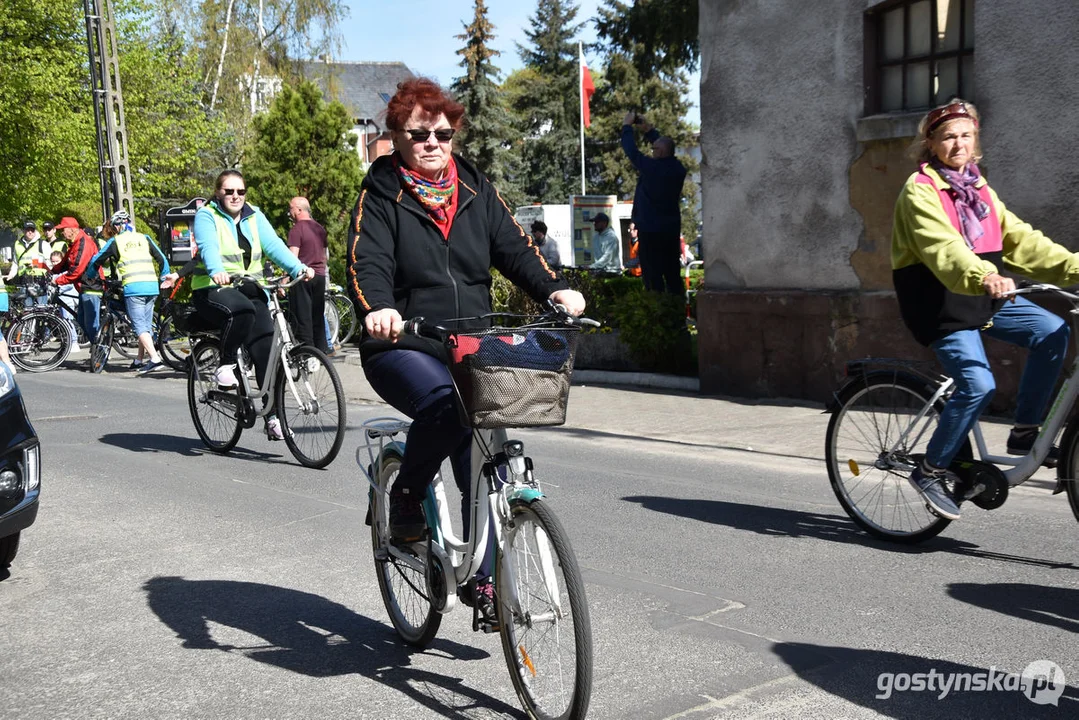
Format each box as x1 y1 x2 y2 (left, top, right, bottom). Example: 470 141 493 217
192 209 263 290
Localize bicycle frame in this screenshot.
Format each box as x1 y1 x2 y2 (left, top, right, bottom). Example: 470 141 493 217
359 419 535 615
883 285 1079 488
228 276 309 419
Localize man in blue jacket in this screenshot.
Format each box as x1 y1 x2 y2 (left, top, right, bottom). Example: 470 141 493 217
621 111 687 294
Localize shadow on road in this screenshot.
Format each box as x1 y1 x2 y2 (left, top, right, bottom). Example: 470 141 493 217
143 576 523 719
623 495 1078 570
771 641 1077 718
947 582 1079 633
99 432 287 464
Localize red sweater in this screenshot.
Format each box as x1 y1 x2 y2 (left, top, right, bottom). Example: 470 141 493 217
53 231 104 293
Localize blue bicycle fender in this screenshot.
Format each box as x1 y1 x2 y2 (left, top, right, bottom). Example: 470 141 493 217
506 485 545 504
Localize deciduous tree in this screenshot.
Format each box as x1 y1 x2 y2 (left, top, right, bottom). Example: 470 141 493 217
242 80 364 281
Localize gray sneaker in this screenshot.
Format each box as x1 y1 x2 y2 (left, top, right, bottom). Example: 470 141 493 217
908 465 961 520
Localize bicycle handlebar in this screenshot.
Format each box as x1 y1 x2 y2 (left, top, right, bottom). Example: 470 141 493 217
228 272 306 290
1003 282 1079 304
401 300 601 341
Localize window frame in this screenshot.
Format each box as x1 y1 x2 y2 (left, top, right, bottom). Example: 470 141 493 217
863 0 974 115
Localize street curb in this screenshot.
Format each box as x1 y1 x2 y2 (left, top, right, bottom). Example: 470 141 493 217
571 369 700 392
340 349 699 392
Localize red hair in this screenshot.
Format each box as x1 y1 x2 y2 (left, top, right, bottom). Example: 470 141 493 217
384 77 465 131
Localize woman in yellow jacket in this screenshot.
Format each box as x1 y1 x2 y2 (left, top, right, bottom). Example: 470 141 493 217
891 99 1079 521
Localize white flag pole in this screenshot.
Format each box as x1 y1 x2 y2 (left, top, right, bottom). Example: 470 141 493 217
579 41 586 196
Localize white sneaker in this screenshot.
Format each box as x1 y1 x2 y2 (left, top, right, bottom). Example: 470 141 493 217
214 364 238 388
266 417 286 441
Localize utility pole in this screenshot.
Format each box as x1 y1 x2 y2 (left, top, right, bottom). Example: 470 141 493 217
83 0 133 224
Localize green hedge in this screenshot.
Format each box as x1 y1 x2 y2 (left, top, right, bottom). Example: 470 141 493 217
492 268 698 376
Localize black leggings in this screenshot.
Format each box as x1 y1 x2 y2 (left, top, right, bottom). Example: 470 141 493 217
192 284 274 386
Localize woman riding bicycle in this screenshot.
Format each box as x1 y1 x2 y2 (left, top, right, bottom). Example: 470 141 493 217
347 78 585 561
892 99 1079 521
192 169 314 441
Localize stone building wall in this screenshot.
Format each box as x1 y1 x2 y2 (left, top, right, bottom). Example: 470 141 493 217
696 0 1079 408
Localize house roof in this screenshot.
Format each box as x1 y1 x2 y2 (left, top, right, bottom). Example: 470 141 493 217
299 61 415 130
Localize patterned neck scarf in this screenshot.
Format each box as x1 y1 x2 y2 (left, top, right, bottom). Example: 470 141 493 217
395 154 457 223
930 160 990 249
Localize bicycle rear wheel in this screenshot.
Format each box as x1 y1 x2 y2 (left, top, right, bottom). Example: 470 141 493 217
157 306 192 371
333 293 358 344
371 447 442 646
90 312 114 374
324 298 340 346
826 372 958 543
6 312 70 372
187 341 243 453
112 315 139 360
275 346 346 468
497 499 593 720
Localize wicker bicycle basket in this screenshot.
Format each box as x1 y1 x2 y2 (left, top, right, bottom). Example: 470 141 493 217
447 326 580 429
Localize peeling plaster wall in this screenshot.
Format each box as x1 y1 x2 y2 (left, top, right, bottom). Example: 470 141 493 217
975 0 1079 245
699 0 865 291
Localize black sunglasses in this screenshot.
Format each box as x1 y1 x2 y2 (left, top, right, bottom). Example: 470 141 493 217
222 188 247 196
404 128 455 143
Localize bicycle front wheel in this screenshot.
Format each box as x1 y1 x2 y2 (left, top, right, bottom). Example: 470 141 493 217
6 312 70 372
275 346 346 469
187 341 243 453
826 372 957 543
371 447 442 646
497 499 593 720
90 312 114 374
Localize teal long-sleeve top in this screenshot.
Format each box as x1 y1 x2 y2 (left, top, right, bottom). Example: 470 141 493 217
192 201 305 281
88 232 170 298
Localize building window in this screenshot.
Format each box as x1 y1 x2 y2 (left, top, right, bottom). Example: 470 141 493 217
866 0 974 114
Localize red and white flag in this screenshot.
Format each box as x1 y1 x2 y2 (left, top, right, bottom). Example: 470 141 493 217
581 53 595 128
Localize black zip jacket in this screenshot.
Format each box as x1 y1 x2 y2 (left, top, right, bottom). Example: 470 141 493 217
348 153 567 362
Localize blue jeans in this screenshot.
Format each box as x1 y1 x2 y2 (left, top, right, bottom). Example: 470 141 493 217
77 293 101 344
926 297 1069 467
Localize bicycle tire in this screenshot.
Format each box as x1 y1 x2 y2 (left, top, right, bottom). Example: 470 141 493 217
187 340 243 453
333 293 358 345
371 447 442 646
275 346 346 468
496 499 593 720
112 315 140 360
324 297 340 347
1056 421 1079 523
6 312 70 373
825 371 962 543
157 305 192 371
90 312 114 374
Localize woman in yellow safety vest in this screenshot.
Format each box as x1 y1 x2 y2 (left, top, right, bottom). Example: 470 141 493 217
191 169 313 441
87 210 172 374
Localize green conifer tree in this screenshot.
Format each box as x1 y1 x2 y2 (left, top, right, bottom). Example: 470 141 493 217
450 0 521 207
509 0 584 204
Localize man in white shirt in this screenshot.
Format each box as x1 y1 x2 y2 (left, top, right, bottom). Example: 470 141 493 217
590 213 621 274
531 220 561 269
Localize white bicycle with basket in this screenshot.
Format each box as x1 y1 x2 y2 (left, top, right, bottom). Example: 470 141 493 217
360 303 597 720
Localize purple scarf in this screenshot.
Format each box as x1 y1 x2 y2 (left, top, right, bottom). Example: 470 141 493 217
930 160 990 249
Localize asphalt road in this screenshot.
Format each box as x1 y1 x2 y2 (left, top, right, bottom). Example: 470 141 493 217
1 361 1077 719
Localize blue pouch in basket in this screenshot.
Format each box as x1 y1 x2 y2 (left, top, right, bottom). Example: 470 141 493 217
473 330 570 371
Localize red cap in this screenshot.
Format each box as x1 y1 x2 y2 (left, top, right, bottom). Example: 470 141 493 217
55 216 81 230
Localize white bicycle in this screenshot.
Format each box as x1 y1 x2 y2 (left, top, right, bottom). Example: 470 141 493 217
361 306 596 719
